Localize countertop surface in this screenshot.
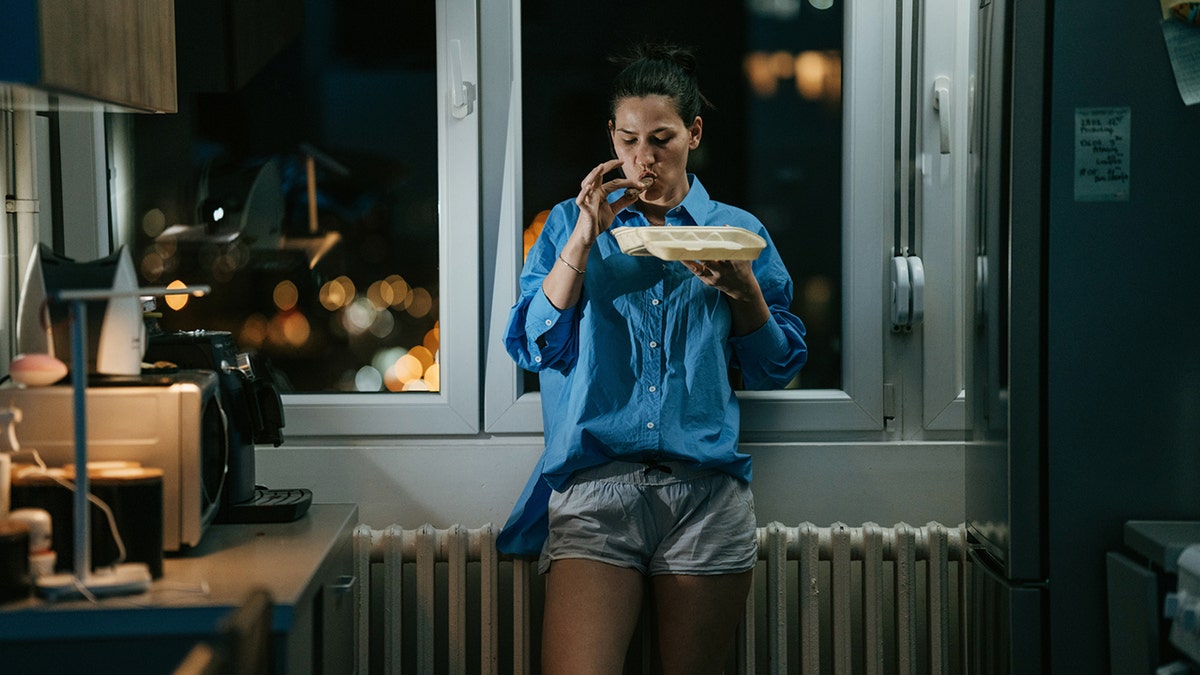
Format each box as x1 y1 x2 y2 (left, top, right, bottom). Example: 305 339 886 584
0 502 358 639
1124 520 1200 573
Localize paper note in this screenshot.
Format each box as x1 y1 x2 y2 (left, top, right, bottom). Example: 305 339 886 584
1074 107 1131 202
1162 18 1200 105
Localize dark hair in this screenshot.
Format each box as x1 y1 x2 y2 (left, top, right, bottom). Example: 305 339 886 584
609 41 713 124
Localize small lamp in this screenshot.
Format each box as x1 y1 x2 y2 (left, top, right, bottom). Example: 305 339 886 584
35 284 210 600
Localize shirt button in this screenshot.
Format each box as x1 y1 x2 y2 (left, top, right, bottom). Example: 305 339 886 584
648 385 657 393
651 299 661 306
649 341 658 348
544 319 552 326
534 356 541 363
646 422 655 429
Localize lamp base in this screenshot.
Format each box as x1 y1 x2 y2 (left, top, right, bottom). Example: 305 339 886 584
35 562 152 601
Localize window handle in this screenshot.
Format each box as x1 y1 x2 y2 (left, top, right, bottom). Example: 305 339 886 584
907 255 925 326
890 256 912 330
890 255 925 331
933 76 951 154
449 39 476 119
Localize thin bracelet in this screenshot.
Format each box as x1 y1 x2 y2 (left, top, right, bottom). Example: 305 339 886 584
558 254 585 275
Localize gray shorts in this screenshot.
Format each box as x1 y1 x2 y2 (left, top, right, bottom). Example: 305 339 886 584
539 460 758 576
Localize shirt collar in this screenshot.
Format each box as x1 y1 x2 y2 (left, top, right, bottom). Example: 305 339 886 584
612 174 710 227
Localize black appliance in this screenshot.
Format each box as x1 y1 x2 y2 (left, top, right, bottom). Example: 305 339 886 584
145 330 310 523
965 1 1200 671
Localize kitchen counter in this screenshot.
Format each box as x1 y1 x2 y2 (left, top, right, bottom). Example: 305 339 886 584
0 503 358 674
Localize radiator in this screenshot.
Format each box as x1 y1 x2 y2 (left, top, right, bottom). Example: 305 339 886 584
353 521 967 674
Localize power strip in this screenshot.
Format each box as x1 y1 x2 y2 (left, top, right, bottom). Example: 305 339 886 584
35 562 152 601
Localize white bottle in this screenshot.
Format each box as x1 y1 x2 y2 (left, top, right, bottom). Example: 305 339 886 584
8 508 55 578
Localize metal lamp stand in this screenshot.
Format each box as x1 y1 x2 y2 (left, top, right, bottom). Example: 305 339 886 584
34 285 209 601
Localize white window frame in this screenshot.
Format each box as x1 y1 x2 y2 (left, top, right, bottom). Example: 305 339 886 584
3 4 482 438
484 0 923 437
915 0 970 433
284 0 480 437
482 0 969 437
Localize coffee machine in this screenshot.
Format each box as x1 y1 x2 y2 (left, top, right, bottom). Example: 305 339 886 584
144 329 310 523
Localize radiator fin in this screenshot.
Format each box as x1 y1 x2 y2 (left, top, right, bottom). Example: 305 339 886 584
355 521 967 674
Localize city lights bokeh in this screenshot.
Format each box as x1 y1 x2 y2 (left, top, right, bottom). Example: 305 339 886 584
145 231 440 393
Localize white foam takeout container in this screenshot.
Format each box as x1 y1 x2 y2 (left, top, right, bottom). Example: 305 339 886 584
610 226 766 261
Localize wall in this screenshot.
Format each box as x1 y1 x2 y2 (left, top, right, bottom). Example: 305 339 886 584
256 440 964 532
254 0 966 547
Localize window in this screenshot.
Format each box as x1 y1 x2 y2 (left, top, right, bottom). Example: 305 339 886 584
485 0 970 439
4 0 971 442
117 0 479 436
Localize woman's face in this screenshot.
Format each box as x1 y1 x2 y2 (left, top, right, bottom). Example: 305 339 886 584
609 95 702 208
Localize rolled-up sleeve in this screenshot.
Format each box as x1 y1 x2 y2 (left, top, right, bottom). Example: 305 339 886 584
729 258 808 390
503 202 581 372
729 308 807 389
505 289 578 371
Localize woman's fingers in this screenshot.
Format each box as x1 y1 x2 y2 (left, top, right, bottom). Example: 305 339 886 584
577 165 650 217
580 159 624 190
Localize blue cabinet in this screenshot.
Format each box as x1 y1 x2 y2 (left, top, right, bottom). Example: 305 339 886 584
0 504 359 674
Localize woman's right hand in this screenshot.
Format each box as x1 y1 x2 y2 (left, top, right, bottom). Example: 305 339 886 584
572 159 653 247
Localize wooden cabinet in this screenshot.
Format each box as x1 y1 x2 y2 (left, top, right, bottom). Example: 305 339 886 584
0 504 359 674
0 0 177 112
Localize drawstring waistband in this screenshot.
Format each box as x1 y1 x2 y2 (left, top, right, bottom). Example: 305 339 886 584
568 459 715 486
641 459 674 475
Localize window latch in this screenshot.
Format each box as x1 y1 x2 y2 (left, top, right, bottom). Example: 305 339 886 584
449 39 476 119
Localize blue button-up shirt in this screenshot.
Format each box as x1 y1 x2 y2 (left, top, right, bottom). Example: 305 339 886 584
498 175 807 555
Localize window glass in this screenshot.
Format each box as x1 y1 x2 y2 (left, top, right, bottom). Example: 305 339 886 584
520 0 843 391
124 0 441 394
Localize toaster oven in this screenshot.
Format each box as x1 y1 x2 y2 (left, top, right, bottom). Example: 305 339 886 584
3 370 226 551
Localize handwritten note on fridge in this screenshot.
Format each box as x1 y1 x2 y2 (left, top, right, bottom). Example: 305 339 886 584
1074 107 1131 202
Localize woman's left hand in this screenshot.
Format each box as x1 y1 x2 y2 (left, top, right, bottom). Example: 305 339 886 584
681 259 760 301
684 258 772 336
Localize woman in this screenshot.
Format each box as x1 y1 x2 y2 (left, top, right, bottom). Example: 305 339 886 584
500 42 808 674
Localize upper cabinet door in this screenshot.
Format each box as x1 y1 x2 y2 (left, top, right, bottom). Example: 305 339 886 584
0 0 177 112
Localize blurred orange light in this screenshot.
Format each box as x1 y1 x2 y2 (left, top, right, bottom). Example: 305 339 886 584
140 251 165 282
423 328 439 354
744 52 778 97
424 362 440 392
282 312 310 346
392 353 424 383
795 51 826 100
386 275 410 308
770 50 795 78
523 211 549 260
367 280 394 309
239 314 269 348
408 287 433 319
141 208 167 238
319 278 352 311
273 280 299 311
408 345 434 372
164 280 190 310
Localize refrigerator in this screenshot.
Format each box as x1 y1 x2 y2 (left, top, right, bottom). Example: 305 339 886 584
965 0 1200 672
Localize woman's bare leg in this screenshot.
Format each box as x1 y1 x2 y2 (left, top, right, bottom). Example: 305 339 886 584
541 559 646 675
652 570 753 675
